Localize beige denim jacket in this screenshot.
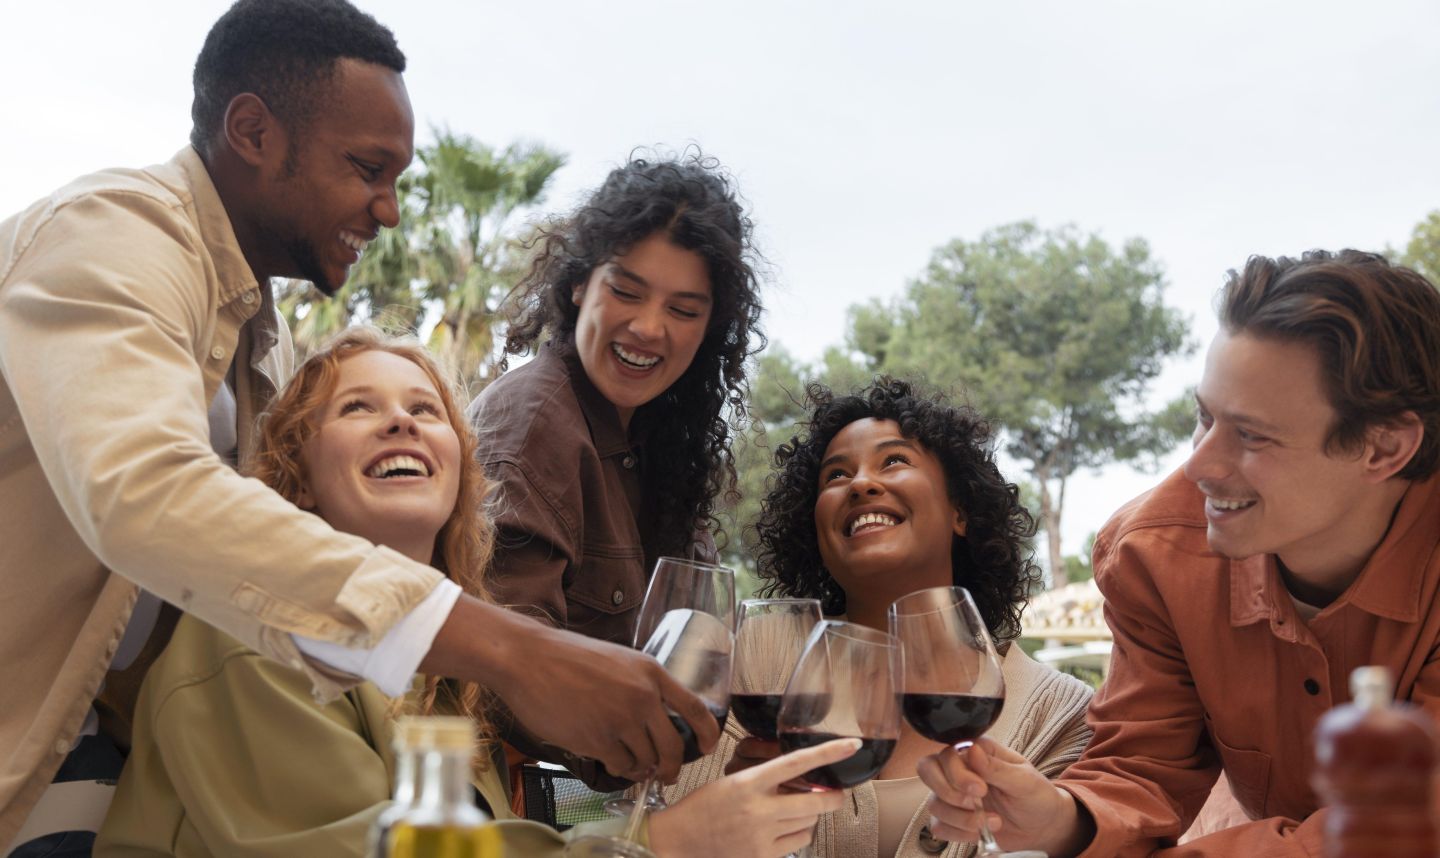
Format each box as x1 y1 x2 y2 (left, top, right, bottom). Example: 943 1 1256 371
0 147 442 843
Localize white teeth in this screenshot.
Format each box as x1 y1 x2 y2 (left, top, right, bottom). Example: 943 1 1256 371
612 343 660 368
1209 497 1256 511
848 512 899 537
339 231 369 254
366 455 429 479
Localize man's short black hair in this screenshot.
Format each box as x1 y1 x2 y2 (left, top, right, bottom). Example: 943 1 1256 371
190 0 406 154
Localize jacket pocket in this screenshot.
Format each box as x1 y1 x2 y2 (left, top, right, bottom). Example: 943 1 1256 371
1204 712 1272 819
565 550 645 642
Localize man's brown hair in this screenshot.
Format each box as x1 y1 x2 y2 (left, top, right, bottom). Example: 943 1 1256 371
1220 249 1440 480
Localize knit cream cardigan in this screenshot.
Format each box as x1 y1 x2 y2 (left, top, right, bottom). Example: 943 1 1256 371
658 645 1094 858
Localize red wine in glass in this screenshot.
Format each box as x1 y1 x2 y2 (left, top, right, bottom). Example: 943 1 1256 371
729 693 784 741
901 692 1005 744
778 730 897 789
890 586 1012 858
731 598 823 742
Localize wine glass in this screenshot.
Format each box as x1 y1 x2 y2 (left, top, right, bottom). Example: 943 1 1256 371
731 598 824 742
889 586 1029 858
599 557 735 814
776 620 903 857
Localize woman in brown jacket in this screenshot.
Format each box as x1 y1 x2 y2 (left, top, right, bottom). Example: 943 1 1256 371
468 151 765 649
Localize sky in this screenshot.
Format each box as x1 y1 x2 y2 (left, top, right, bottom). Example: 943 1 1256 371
3 0 1438 562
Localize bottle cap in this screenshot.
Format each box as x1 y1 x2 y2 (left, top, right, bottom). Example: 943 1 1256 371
423 716 477 752
392 716 434 750
1351 665 1394 707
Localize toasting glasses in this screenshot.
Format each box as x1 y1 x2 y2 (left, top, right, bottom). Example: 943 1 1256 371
774 620 902 858
889 586 1035 858
571 557 735 858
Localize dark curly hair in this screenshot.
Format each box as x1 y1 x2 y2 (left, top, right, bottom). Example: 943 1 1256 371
756 378 1040 642
499 151 766 556
190 0 406 155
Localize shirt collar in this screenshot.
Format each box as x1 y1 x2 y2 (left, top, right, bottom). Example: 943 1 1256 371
551 339 642 456
1230 473 1440 626
171 146 260 307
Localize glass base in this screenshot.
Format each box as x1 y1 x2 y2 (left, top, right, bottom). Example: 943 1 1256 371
565 834 657 858
602 793 669 817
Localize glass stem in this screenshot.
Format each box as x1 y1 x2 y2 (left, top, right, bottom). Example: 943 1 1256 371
976 811 1004 855
621 776 655 843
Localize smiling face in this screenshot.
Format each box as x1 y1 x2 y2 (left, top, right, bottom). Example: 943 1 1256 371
259 58 415 296
570 231 713 428
813 418 967 609
1184 329 1403 585
296 349 460 561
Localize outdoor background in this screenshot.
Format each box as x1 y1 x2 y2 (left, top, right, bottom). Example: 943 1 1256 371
4 0 1439 585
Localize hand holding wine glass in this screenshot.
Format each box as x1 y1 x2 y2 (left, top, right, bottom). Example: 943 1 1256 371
647 735 856 858
890 586 1043 858
575 557 735 857
778 621 903 788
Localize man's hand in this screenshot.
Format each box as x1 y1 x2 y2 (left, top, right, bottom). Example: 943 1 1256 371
917 737 1093 858
420 595 719 782
649 737 856 858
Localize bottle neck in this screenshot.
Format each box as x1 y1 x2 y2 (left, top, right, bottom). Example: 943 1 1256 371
1352 666 1394 711
392 746 418 807
416 748 481 818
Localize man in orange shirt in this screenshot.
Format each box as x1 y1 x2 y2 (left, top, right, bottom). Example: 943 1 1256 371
920 249 1440 856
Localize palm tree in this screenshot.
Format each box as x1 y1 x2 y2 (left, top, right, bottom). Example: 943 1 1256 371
413 132 565 384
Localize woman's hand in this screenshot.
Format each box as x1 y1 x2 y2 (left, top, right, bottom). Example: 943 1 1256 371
917 738 1092 858
648 737 857 858
723 736 780 776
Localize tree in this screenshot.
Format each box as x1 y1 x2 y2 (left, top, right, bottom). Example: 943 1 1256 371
847 221 1194 585
718 346 810 577
1401 210 1440 286
278 131 564 385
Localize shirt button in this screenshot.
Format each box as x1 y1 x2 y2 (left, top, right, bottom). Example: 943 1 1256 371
621 454 637 469
1304 678 1321 696
611 588 625 606
241 291 256 304
210 346 226 361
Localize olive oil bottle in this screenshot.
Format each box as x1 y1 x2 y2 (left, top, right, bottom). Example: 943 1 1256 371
385 716 502 858
366 717 428 858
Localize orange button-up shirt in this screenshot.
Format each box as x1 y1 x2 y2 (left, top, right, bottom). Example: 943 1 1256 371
1058 469 1440 857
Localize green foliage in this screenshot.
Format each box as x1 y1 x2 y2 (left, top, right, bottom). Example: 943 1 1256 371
1401 210 1440 286
279 131 564 387
717 345 870 575
841 221 1195 583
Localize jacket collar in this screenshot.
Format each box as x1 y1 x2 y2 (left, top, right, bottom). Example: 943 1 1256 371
1230 473 1440 627
171 146 260 307
551 339 646 456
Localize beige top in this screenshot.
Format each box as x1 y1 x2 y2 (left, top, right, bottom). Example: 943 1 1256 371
0 147 443 842
662 645 1094 857
872 776 931 856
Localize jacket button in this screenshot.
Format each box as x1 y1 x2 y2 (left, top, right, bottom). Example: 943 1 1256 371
241 291 256 304
611 588 625 606
210 346 226 361
54 739 70 755
1304 678 1321 695
621 453 637 469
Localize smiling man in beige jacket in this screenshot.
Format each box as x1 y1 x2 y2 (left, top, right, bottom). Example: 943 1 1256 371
0 1 714 851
